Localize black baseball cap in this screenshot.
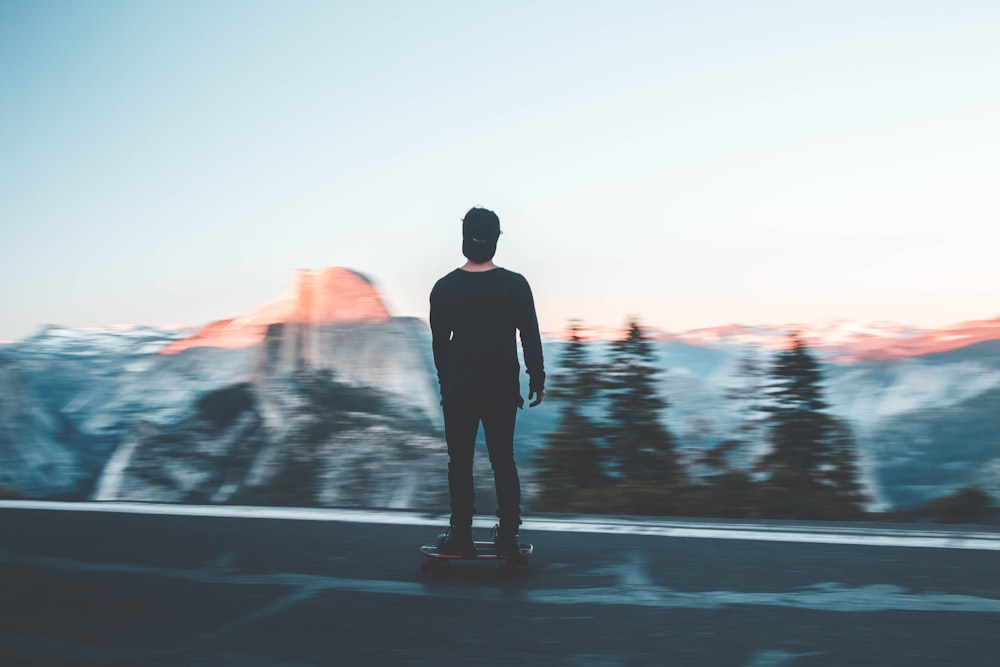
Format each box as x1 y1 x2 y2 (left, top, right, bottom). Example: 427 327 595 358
462 207 501 263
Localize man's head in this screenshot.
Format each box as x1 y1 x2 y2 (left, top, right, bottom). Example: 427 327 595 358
462 207 501 264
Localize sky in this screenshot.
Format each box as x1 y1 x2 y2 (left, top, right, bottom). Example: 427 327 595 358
2 0 999 341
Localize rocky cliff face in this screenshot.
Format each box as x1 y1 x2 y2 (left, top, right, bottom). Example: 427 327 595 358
0 353 80 497
92 372 462 510
254 317 440 427
89 268 445 506
154 266 440 426
161 268 391 355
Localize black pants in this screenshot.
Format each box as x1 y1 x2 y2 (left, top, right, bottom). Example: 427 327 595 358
443 393 520 528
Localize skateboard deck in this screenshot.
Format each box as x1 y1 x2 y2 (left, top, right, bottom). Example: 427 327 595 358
420 536 533 574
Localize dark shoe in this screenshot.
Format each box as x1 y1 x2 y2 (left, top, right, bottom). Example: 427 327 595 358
439 526 477 557
493 524 520 558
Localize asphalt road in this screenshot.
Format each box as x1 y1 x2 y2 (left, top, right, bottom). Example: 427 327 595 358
2 502 999 666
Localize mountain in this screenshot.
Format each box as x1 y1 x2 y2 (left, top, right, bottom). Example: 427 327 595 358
837 342 1000 508
92 268 443 505
569 315 1000 363
161 267 391 354
1 325 199 498
2 268 442 505
0 351 80 497
91 375 455 509
872 385 1000 507
1 268 997 515
535 326 1000 510
91 319 447 505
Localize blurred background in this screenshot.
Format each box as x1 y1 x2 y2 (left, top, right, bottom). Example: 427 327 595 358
1 1 998 524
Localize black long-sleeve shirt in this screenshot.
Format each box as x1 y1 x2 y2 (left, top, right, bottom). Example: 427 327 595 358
430 268 545 407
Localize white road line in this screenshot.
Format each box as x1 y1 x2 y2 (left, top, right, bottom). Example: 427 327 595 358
3 500 1000 551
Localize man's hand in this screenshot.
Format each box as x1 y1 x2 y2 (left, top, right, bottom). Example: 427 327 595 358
528 388 545 407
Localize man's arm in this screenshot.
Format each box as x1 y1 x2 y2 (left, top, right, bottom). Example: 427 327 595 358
516 276 545 406
429 286 451 396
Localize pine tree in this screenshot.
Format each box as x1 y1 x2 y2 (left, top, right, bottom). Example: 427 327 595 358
602 318 685 513
822 417 867 508
678 350 767 519
758 333 866 518
533 321 606 510
725 350 770 469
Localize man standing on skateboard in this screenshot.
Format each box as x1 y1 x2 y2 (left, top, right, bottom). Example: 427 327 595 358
430 207 546 557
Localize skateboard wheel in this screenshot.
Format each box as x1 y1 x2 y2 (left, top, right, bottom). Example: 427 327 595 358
422 559 448 576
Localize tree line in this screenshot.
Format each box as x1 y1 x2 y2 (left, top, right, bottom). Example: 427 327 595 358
531 318 991 522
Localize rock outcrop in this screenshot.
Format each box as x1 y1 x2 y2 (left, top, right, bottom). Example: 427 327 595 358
161 268 390 355
0 353 80 497
88 268 444 506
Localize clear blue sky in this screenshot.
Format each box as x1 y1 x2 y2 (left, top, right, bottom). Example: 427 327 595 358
2 0 998 340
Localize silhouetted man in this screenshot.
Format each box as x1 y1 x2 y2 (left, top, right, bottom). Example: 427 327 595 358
430 207 545 557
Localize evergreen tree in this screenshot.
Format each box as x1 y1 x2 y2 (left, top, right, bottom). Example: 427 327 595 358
533 321 606 510
821 417 868 508
906 486 999 524
684 350 769 518
602 318 685 513
724 349 770 469
763 333 828 472
758 333 866 518
546 320 602 403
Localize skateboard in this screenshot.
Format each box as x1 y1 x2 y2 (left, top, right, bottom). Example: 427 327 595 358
420 534 533 575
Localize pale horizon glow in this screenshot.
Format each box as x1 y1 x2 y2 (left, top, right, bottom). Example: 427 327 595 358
2 1 999 340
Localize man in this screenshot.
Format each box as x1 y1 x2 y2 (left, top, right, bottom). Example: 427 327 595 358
429 207 546 557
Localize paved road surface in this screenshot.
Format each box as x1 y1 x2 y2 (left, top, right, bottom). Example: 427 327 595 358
2 502 999 666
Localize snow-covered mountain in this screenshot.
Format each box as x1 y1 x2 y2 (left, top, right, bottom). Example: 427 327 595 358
1 268 996 513
539 318 1000 510
14 324 192 358
2 268 443 504
564 315 1000 363
0 351 80 497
